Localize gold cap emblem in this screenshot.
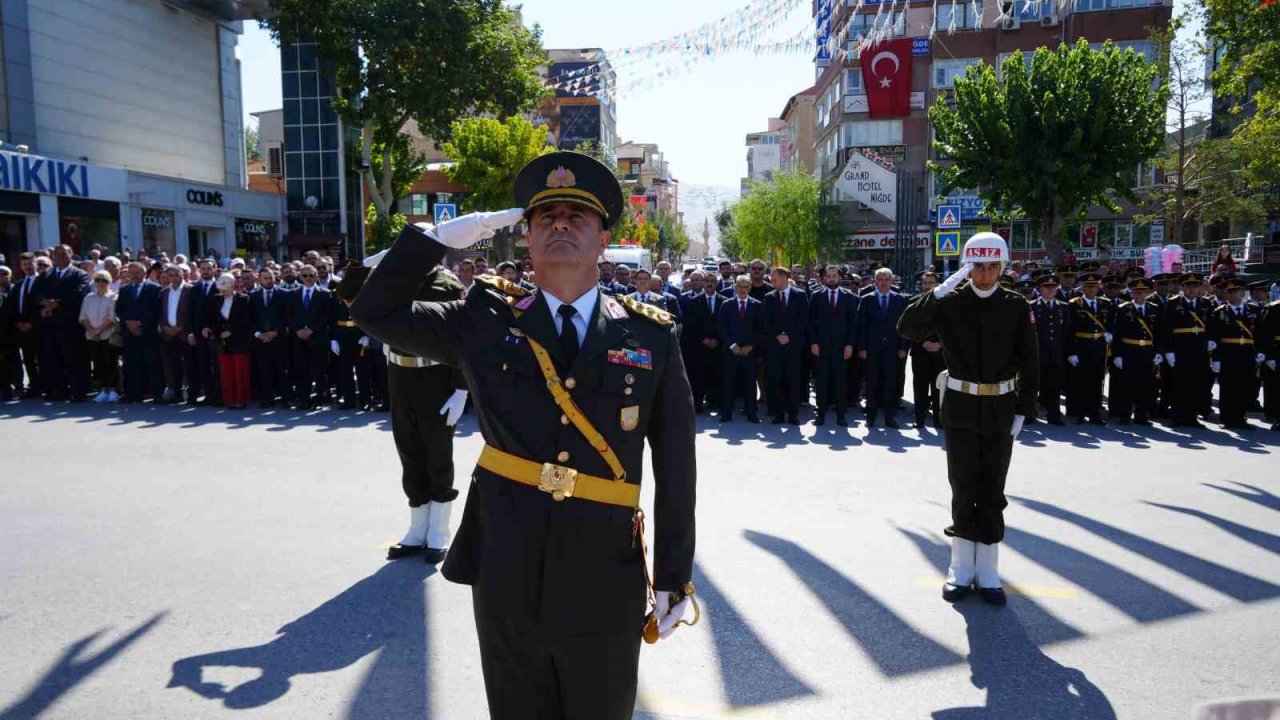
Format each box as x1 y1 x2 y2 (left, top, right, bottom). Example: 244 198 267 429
547 166 577 189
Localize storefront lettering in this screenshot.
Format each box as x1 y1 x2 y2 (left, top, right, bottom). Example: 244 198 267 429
142 213 172 228
0 153 91 197
187 189 224 207
240 222 268 235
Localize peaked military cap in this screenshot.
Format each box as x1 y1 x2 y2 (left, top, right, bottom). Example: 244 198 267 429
1127 276 1155 291
1037 273 1060 287
1152 272 1178 284
998 277 1016 289
1210 273 1234 288
515 151 624 229
1080 261 1102 272
1124 266 1146 279
1179 272 1204 285
1056 265 1079 275
1102 275 1123 288
1248 279 1272 291
1222 276 1248 292
1080 272 1104 285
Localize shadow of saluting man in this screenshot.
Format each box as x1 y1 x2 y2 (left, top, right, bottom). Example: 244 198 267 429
933 602 1116 720
168 562 434 714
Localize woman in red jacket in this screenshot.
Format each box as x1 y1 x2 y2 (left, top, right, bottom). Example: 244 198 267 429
204 273 254 409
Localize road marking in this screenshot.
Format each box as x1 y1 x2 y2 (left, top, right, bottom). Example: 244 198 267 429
917 576 1079 599
636 692 779 719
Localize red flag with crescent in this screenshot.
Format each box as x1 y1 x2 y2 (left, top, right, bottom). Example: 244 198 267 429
861 38 913 117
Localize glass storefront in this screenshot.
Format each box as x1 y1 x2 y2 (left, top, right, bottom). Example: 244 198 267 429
58 197 120 254
235 218 278 263
140 208 176 258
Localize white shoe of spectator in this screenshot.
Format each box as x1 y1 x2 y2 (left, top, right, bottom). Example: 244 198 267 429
107 391 120 403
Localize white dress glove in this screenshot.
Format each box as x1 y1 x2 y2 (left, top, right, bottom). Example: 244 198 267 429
1104 333 1114 344
1256 353 1267 364
1211 361 1221 374
438 389 469 427
330 339 340 356
1165 352 1176 367
1011 414 1025 439
1268 360 1277 371
358 336 370 348
1208 340 1217 352
1113 356 1124 369
1067 355 1079 367
422 208 525 250
1154 354 1164 366
933 264 972 299
363 248 389 268
654 590 692 639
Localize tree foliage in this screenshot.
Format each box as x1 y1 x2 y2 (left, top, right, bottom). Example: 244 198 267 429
261 0 547 230
715 205 742 261
731 171 823 266
441 116 553 212
244 125 260 161
930 40 1167 261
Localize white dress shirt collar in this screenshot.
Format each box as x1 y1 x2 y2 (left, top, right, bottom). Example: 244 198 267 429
543 286 598 343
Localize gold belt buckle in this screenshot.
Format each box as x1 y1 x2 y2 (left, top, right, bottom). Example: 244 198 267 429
539 463 578 501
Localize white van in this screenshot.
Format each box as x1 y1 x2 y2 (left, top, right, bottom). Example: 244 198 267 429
603 245 653 272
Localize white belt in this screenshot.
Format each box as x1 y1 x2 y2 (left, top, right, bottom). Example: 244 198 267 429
944 375 1017 396
384 346 439 368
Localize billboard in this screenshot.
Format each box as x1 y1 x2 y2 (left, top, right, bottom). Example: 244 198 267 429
558 103 602 148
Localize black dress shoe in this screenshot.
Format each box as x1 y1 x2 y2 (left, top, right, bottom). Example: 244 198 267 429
836 415 848 427
746 416 761 424
978 586 1008 606
885 419 900 429
423 547 448 564
387 543 426 560
1048 418 1066 426
814 415 826 426
787 416 800 426
942 583 970 603
259 401 275 409
771 416 784 425
719 415 732 423
1089 417 1107 426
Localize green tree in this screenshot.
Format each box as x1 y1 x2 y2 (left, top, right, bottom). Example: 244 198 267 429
652 209 689 259
715 205 741 261
731 171 823 266
261 0 547 247
930 40 1167 261
366 135 427 251
244 124 261 161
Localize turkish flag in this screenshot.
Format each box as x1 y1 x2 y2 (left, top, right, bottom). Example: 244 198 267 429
861 39 913 118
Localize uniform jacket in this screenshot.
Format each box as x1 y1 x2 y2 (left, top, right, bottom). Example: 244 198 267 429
1066 295 1113 363
1111 301 1162 363
1157 295 1213 358
1260 300 1280 364
1030 297 1072 367
630 290 683 323
716 294 764 353
349 225 696 635
115 280 163 341
761 287 808 354
1210 302 1262 369
856 290 911 357
808 286 857 349
899 285 1039 434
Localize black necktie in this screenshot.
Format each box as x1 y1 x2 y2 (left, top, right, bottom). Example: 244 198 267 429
558 305 579 368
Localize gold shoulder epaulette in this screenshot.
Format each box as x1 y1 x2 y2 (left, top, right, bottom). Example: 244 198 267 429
1119 301 1132 309
619 294 674 327
1069 296 1081 303
475 274 529 298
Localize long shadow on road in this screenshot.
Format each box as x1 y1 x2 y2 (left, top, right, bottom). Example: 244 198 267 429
168 562 434 719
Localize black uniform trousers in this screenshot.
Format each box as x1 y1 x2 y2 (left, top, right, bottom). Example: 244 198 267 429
1218 350 1257 426
865 350 901 423
387 363 457 506
1263 364 1279 422
292 336 327 407
1168 351 1211 424
1038 361 1066 421
332 330 364 407
813 348 847 417
943 427 1013 544
766 344 803 420
721 349 759 420
1114 349 1157 422
473 591 641 720
356 347 387 409
1066 355 1107 421
911 351 945 423
255 337 290 405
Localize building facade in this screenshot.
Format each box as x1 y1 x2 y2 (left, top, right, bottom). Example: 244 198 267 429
0 0 284 263
811 0 1172 266
780 86 818 174
616 141 679 218
544 48 617 156
743 118 786 196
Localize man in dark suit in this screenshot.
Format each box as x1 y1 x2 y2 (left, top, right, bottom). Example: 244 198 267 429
288 265 333 409
762 267 807 424
158 264 193 403
808 265 856 426
630 269 683 323
10 254 43 397
186 259 221 404
717 274 764 422
0 265 15 400
250 268 291 408
856 267 911 428
38 245 92 401
715 260 736 295
682 271 721 413
115 261 163 403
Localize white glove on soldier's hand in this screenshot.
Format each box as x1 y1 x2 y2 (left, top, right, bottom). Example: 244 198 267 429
363 248 389 268
1269 360 1278 371
655 590 692 639
421 208 525 250
933 264 972 299
1256 353 1267 364
1165 352 1176 367
358 336 370 348
1105 332 1114 344
1113 356 1124 369
1154 354 1164 366
438 389 469 427
1011 415 1025 439
1211 361 1221 374
1067 355 1079 367
1208 340 1217 352
330 340 340 356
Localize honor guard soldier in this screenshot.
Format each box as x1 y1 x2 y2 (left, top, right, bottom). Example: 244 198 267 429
1158 272 1214 427
908 271 946 428
1065 273 1113 425
1210 277 1265 429
350 152 698 720
899 233 1039 606
1031 274 1071 425
1110 277 1163 425
1258 294 1280 429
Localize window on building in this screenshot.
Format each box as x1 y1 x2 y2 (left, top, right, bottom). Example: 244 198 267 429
825 133 840 171
402 194 429 216
933 58 982 88
1135 161 1158 188
1006 221 1037 250
1076 0 1157 10
842 119 904 148
936 1 984 31
848 10 906 39
845 68 865 95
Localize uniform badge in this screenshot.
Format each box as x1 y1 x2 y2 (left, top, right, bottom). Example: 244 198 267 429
607 348 653 370
504 334 524 345
620 405 640 431
515 296 536 311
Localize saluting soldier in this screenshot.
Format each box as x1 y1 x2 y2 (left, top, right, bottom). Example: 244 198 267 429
1110 277 1163 425
1031 274 1071 425
898 233 1038 607
1157 272 1214 427
350 152 698 719
1209 276 1265 430
1065 273 1113 425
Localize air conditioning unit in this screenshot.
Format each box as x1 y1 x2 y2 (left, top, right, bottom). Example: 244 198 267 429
266 144 283 177
999 3 1020 29
1040 15 1060 27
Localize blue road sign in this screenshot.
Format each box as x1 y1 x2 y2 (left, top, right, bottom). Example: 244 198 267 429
937 204 962 230
433 204 457 224
936 231 960 257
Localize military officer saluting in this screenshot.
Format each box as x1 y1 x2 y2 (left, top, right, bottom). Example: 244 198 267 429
1065 272 1113 425
1110 277 1163 425
350 152 698 720
899 233 1039 607
1158 272 1214 427
1031 274 1071 425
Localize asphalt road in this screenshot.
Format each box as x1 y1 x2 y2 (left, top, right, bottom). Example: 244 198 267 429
1 395 1278 720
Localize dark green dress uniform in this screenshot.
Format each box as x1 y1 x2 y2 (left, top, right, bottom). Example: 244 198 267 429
907 292 946 427
1210 285 1263 429
1259 299 1280 425
1157 275 1214 426
1064 279 1112 424
349 155 697 720
1110 280 1162 424
898 283 1038 545
1030 278 1071 424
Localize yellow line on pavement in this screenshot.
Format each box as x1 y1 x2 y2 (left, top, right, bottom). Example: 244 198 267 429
917 576 1079 599
636 692 779 719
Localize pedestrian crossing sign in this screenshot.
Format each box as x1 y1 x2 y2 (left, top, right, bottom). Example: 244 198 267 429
938 204 962 229
433 203 457 224
936 231 960 257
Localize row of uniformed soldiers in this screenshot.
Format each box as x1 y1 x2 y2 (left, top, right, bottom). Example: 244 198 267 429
1016 266 1278 431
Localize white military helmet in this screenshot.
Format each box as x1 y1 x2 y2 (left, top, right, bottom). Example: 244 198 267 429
961 232 1009 264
